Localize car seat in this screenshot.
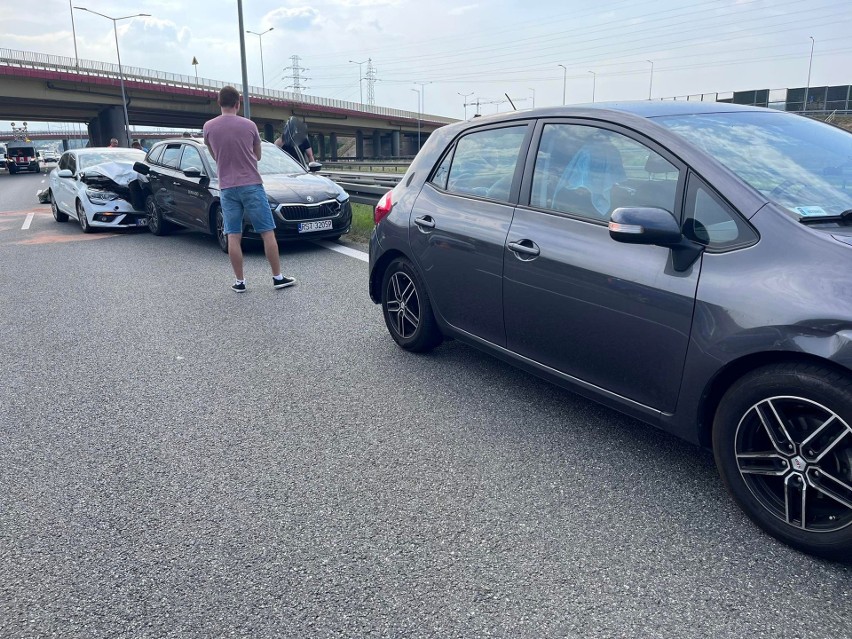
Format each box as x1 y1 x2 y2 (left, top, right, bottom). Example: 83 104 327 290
551 136 626 217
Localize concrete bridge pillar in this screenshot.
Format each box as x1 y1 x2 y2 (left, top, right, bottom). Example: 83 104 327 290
391 131 401 158
329 133 338 160
356 130 364 159
89 106 126 147
315 134 326 161
61 139 70 152
372 129 381 159
263 122 275 142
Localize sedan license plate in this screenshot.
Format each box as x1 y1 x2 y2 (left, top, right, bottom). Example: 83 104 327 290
136 218 148 226
298 219 332 233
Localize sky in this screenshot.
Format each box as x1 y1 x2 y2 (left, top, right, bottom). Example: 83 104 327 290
1 0 851 129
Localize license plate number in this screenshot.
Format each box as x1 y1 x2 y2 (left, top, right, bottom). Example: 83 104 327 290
298 219 332 233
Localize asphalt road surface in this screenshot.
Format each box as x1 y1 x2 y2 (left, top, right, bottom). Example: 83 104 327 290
1 169 850 638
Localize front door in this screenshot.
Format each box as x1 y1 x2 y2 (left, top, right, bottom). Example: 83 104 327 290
173 144 210 230
409 123 531 346
503 121 698 412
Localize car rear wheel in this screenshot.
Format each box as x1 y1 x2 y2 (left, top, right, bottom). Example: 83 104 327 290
381 257 442 352
214 205 228 253
713 363 852 561
146 195 171 236
76 200 93 233
51 192 68 222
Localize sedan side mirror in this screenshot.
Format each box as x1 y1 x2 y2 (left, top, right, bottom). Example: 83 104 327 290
57 169 73 179
609 206 703 272
307 161 322 173
183 167 202 178
133 161 150 175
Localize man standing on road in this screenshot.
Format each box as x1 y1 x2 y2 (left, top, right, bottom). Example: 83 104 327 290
203 86 296 293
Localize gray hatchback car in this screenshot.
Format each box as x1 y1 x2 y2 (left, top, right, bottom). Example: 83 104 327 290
368 102 852 561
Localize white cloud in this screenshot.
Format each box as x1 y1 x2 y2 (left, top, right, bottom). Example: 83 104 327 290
448 4 478 16
264 6 322 32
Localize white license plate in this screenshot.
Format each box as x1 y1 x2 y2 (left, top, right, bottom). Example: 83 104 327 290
136 218 148 226
298 219 332 233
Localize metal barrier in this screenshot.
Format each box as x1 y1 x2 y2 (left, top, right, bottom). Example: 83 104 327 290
0 47 457 125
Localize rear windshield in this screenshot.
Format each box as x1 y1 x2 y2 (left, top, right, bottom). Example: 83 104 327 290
655 111 852 219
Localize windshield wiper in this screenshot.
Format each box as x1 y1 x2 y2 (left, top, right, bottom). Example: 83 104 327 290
798 209 852 225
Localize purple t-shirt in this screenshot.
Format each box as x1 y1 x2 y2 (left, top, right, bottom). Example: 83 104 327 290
202 114 263 189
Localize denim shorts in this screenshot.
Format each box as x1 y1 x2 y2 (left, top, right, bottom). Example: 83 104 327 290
220 183 276 235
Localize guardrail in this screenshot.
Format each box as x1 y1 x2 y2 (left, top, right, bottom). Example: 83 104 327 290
0 47 457 126
322 170 402 206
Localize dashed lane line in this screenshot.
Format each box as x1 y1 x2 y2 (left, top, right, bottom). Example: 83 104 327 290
21 212 35 230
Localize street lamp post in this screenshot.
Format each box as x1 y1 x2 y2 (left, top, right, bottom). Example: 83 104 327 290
411 88 421 150
458 92 474 119
246 27 273 90
349 59 368 104
589 71 596 103
558 64 567 105
646 60 654 100
69 1 79 67
804 36 815 112
74 7 149 146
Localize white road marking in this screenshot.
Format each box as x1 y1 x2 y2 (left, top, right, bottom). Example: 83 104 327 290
41 179 45 183
21 212 35 230
315 240 368 262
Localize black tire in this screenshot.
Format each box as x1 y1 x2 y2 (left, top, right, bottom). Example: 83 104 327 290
713 362 852 562
50 191 68 222
146 194 171 236
380 257 442 352
213 205 228 253
9 166 17 175
76 200 94 233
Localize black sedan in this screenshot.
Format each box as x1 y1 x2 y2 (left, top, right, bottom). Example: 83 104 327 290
134 138 351 250
369 101 852 561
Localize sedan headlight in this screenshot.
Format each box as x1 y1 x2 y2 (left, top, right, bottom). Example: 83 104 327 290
86 189 119 203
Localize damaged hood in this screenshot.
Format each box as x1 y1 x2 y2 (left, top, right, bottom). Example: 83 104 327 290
79 161 146 210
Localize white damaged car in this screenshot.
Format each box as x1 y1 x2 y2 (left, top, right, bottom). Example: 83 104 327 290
49 147 148 233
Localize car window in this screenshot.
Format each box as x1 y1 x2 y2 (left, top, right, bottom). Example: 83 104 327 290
256 143 306 175
58 153 69 171
77 150 142 170
683 174 757 251
431 150 454 190
160 144 183 169
68 154 77 174
530 124 680 221
147 144 165 165
656 111 852 219
179 145 205 173
443 126 527 203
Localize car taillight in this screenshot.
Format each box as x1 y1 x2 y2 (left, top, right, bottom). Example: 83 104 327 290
374 190 393 225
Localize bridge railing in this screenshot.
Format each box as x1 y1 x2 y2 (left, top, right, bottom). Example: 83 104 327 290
0 47 456 125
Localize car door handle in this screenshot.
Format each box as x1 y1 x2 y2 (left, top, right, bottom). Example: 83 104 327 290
507 239 541 257
414 216 436 229
173 181 182 187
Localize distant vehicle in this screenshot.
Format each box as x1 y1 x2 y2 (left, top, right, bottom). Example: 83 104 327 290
369 101 852 561
42 149 60 163
133 138 351 251
0 145 6 171
5 141 40 174
49 147 148 233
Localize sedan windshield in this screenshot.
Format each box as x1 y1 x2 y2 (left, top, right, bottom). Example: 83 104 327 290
202 143 305 178
655 111 852 219
78 150 144 170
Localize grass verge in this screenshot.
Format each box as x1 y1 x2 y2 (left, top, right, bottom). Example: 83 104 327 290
347 202 375 244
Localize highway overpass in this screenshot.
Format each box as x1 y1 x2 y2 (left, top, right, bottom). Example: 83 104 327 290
0 48 457 158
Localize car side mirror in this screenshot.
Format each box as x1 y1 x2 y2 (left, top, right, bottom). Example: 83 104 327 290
57 169 73 178
133 161 150 175
183 167 202 178
199 176 210 187
308 161 322 173
609 206 703 272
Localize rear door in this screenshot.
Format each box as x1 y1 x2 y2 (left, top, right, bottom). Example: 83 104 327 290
503 119 698 412
409 123 531 346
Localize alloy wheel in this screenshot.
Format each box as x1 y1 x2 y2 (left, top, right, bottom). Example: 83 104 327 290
146 197 160 234
735 395 852 533
386 271 420 339
77 200 90 232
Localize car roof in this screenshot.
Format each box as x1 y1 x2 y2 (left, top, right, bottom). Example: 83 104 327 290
153 137 277 148
69 147 144 155
461 100 772 127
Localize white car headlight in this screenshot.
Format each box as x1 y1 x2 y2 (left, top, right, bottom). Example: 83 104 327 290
86 189 119 203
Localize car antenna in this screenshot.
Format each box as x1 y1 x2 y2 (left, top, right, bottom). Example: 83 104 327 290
504 93 517 111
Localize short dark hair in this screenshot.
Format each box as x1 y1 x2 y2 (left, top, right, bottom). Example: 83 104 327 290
218 86 240 108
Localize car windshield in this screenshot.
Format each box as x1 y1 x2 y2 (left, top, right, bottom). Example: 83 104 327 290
201 143 305 178
654 111 852 219
78 150 143 170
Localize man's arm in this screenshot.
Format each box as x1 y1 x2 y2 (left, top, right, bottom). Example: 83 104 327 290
254 138 262 161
